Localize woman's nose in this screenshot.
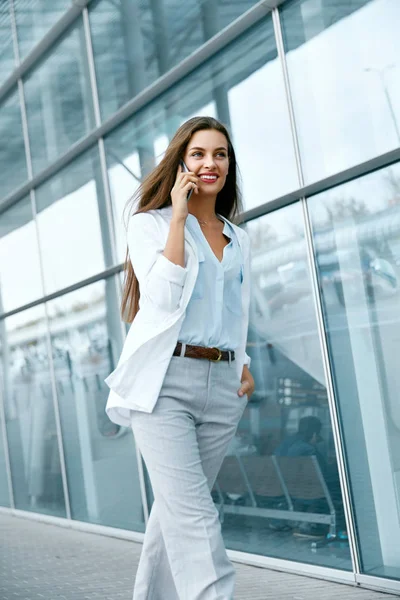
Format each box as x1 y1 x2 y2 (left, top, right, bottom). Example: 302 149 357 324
203 155 216 168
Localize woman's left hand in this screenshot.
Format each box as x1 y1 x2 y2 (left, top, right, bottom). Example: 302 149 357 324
238 365 255 400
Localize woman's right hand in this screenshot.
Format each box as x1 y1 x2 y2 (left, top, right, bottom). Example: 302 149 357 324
170 165 198 221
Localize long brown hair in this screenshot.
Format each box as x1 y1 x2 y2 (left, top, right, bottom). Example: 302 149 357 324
120 116 242 323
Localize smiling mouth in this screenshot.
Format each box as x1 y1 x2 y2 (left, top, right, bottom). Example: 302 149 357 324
199 174 218 182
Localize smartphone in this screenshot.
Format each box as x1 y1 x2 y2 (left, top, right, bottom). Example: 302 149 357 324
180 160 194 201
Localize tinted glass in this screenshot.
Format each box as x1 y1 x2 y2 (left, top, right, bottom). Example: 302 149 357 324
89 0 262 121
0 401 11 507
0 91 28 200
0 306 66 516
105 17 297 263
0 197 43 314
281 0 400 183
23 19 95 174
0 1 16 86
34 148 107 295
308 162 400 579
14 0 71 59
46 278 145 530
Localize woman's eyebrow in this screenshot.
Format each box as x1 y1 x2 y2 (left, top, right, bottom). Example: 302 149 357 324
188 146 228 151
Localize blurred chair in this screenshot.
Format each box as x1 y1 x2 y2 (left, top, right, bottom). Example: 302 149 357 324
276 455 336 539
214 454 336 541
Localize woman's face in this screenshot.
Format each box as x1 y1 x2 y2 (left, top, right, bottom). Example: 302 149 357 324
183 129 230 197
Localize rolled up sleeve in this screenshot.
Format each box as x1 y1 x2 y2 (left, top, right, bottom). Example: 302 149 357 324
127 212 187 313
244 352 251 368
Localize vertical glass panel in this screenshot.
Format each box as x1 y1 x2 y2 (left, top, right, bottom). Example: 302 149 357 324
105 18 297 263
0 90 28 200
90 0 262 121
0 1 16 86
0 306 66 516
0 399 11 507
46 278 144 530
281 0 400 183
24 19 95 174
214 204 351 569
35 148 107 295
0 197 43 314
308 162 400 580
14 0 71 59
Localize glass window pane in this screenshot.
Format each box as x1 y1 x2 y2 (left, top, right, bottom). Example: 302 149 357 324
216 204 351 569
0 91 28 200
24 19 95 175
0 405 11 507
281 0 400 183
0 1 17 86
106 17 298 263
0 197 44 314
0 306 66 516
14 0 71 59
309 164 400 578
308 162 400 580
35 148 107 295
89 0 262 121
46 278 145 530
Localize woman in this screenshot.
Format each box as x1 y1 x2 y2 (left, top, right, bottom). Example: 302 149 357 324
105 116 254 600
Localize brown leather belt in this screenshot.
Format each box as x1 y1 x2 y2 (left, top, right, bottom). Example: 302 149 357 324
173 342 235 362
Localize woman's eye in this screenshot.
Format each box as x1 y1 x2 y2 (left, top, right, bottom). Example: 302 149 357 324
192 152 202 157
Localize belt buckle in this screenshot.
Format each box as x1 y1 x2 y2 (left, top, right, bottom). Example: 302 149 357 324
209 347 222 362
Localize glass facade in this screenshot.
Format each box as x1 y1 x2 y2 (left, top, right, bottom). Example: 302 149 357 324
23 19 95 174
0 1 16 87
0 90 28 199
0 0 399 593
0 196 43 313
89 0 261 121
1 305 67 517
14 0 72 59
46 279 145 531
309 163 400 579
281 0 400 183
35 148 107 294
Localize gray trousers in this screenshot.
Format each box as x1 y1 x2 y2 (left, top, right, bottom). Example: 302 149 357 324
130 355 247 600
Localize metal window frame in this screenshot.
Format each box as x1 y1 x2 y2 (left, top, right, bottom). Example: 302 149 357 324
239 145 400 224
272 5 361 575
82 3 152 526
0 0 93 104
10 0 73 520
30 187 73 520
0 0 20 513
0 0 282 216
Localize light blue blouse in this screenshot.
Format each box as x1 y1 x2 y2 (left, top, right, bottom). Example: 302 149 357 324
179 214 243 351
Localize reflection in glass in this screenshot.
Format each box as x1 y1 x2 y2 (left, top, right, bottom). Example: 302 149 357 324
214 205 351 569
46 278 144 530
89 0 260 121
35 148 107 295
0 1 16 86
0 306 66 516
14 0 71 59
281 0 400 183
105 17 297 263
0 406 11 507
0 197 43 314
309 162 400 579
23 19 95 174
0 91 28 200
